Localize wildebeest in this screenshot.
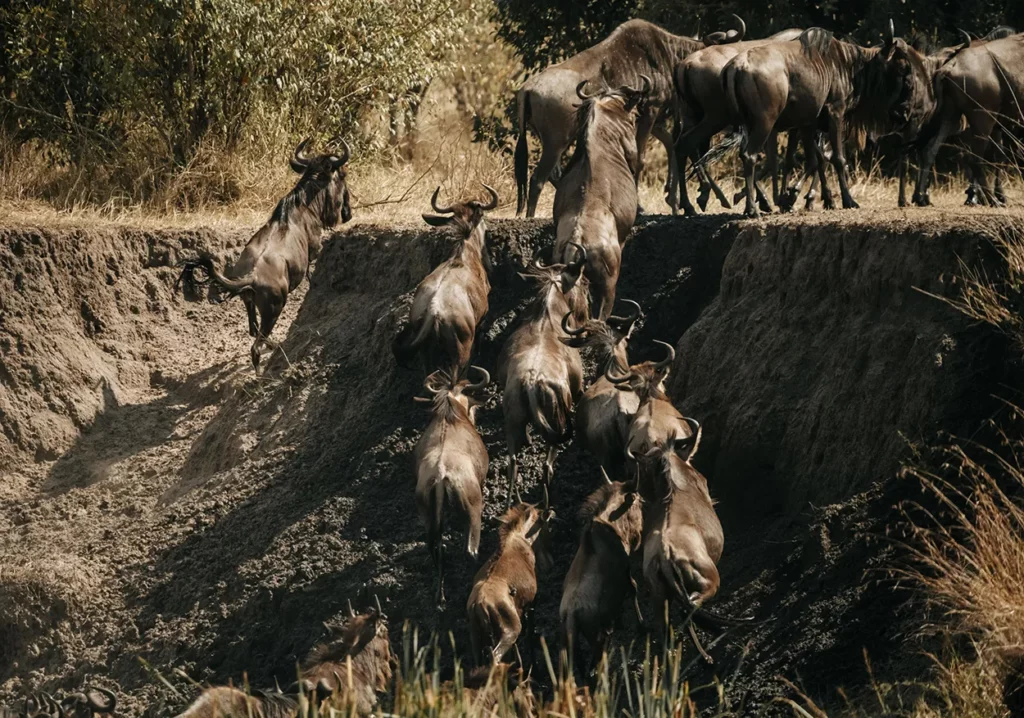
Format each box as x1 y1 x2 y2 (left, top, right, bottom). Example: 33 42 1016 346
467 503 554 666
497 248 590 509
444 664 535 718
413 366 490 606
641 432 751 662
672 28 804 215
177 138 352 371
913 31 1024 207
723 25 930 216
514 17 745 217
3 688 117 718
174 602 391 717
553 80 648 319
393 186 499 373
559 301 642 479
560 477 644 676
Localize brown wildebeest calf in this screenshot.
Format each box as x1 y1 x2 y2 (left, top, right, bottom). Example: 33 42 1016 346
559 300 642 479
560 476 644 676
174 602 392 717
723 25 930 216
413 366 490 606
393 185 499 373
642 432 752 663
553 80 649 320
497 247 590 509
467 503 554 666
177 138 352 371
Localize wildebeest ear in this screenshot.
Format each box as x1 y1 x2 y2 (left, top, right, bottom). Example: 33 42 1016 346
422 214 451 227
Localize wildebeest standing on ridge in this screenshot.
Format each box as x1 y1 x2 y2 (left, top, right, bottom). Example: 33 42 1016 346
514 17 746 217
174 602 392 717
177 139 353 371
723 25 930 216
913 32 1024 207
413 366 491 606
497 248 590 509
467 503 554 666
553 79 648 320
393 186 499 374
560 477 645 677
559 301 642 480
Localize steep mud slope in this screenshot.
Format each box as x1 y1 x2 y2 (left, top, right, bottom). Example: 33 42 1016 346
0 211 1018 716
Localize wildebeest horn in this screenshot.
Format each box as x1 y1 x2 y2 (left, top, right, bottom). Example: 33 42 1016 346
605 362 633 385
374 592 384 616
294 138 312 166
639 74 652 95
958 28 972 48
683 416 701 441
86 688 116 714
576 80 596 101
729 14 746 40
471 183 499 211
653 340 675 370
466 365 490 393
430 186 454 214
330 137 351 168
567 241 587 271
348 598 356 617
885 18 895 44
608 299 642 328
561 312 587 337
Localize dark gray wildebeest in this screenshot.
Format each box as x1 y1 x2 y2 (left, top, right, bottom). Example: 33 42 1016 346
641 431 752 663
175 602 392 717
497 248 590 510
723 25 930 216
514 17 746 217
559 300 642 479
560 476 644 677
413 366 490 606
3 691 116 718
467 503 554 666
672 28 804 215
177 138 352 371
553 79 650 319
913 31 1024 207
393 186 499 374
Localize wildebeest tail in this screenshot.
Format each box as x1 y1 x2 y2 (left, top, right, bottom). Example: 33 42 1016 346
176 255 255 301
527 381 572 444
687 132 744 180
667 560 754 631
515 91 531 216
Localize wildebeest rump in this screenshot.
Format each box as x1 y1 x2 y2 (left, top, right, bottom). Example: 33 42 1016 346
413 366 490 606
514 17 745 218
553 80 649 319
393 186 499 374
723 25 930 216
913 31 1024 207
560 477 644 676
174 603 391 718
176 139 352 370
497 249 590 509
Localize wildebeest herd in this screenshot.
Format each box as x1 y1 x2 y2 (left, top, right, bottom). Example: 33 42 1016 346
8 15 1024 718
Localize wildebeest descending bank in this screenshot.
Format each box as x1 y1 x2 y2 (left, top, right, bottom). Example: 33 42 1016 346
723 25 930 216
913 31 1024 207
177 139 352 370
514 17 745 218
553 79 650 320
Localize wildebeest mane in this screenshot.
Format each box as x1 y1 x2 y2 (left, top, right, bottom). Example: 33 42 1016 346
799 27 835 55
250 690 298 718
271 158 341 226
984 26 1017 41
578 482 626 523
497 503 535 543
517 263 590 323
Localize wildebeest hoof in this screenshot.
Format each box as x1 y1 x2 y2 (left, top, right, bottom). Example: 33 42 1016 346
843 198 860 209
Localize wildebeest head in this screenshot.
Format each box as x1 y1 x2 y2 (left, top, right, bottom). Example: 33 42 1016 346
872 22 935 131
498 503 556 568
304 599 393 695
604 339 676 397
417 366 490 424
576 74 653 115
58 689 116 718
422 184 499 230
560 299 641 351
288 137 353 226
518 244 591 323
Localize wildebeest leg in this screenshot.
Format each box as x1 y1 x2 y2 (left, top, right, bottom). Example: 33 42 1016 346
995 169 1007 206
897 151 909 208
805 129 834 210
914 108 960 206
493 612 523 664
629 571 644 628
435 540 446 608
674 119 713 216
541 444 558 509
964 125 997 206
826 115 858 209
651 124 679 215
687 622 714 664
740 151 759 218
244 297 258 337
527 137 566 218
768 131 781 207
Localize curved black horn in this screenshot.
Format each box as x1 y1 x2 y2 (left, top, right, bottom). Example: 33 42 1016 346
477 184 499 210
466 365 491 393
347 598 356 617
605 362 633 385
732 14 746 40
653 340 676 371
576 80 596 101
86 688 117 714
430 186 455 214
330 137 351 168
683 416 701 440
639 74 652 95
608 299 642 330
294 138 313 166
374 593 384 617
958 28 972 48
561 312 587 337
886 18 895 44
567 241 587 270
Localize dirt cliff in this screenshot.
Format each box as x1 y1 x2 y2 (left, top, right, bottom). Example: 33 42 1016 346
0 210 1017 715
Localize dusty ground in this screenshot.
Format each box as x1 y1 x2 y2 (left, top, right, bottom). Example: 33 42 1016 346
0 204 1021 716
